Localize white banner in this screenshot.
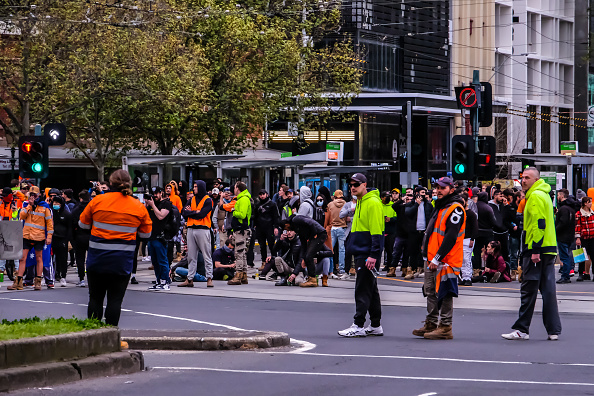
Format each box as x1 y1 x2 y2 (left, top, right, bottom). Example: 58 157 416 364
0 221 23 260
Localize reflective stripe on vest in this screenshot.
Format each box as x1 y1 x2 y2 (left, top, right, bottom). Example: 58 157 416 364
427 202 466 270
187 196 212 228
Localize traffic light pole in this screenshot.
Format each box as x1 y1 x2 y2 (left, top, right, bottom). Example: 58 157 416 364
471 70 480 184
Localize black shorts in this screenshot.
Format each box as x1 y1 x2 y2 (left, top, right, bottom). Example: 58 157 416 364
23 238 45 252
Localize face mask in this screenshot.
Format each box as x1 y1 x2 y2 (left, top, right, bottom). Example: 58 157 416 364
223 245 233 253
53 205 61 210
432 196 438 201
316 200 323 207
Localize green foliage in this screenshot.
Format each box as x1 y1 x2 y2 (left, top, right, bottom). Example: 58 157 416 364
0 316 107 341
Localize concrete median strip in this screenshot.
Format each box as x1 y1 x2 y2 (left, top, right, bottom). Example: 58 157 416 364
0 328 144 393
121 329 290 351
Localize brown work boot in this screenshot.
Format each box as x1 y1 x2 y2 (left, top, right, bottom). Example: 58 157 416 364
511 270 517 281
401 266 408 277
349 267 356 276
7 277 23 291
404 267 414 280
34 276 42 291
241 271 248 284
258 263 266 271
412 321 438 337
206 278 214 288
227 272 242 285
322 275 328 287
423 324 453 340
386 267 396 277
299 276 318 287
177 279 194 287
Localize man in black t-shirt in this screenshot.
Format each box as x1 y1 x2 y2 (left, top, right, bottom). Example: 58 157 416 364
145 187 173 291
212 239 236 281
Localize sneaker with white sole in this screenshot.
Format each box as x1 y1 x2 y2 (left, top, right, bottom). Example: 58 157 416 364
501 330 529 340
547 334 559 341
329 274 340 280
158 283 171 291
338 324 366 338
364 325 384 336
76 280 86 287
148 283 160 291
59 278 67 287
338 272 350 280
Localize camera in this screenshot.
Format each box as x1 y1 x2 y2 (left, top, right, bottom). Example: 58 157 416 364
143 193 153 201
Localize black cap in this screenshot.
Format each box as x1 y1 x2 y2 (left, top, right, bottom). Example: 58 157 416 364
152 186 164 194
49 188 61 196
1 187 12 196
259 189 268 195
435 177 455 188
348 173 367 184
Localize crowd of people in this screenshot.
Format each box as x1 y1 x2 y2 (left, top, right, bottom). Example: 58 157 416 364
0 166 581 340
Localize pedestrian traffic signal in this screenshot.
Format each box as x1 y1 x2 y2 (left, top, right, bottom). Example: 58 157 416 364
19 136 49 179
521 147 535 170
44 123 67 146
452 135 475 180
476 136 497 179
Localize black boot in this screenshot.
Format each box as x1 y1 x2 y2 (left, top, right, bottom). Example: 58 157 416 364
5 260 14 281
577 262 585 282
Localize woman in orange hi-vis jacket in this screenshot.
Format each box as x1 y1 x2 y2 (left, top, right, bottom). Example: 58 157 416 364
79 170 152 326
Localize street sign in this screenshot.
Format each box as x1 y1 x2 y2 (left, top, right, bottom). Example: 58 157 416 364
541 171 556 187
560 141 578 155
280 152 293 158
326 141 344 162
588 106 594 128
455 86 479 109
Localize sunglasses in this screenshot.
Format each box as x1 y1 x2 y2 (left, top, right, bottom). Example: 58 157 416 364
349 182 361 188
29 193 38 198
316 199 324 202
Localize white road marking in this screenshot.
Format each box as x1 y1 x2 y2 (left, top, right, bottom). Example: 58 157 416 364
0 296 317 352
418 393 437 396
150 367 594 387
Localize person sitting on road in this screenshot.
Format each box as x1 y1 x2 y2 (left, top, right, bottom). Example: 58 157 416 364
212 239 236 281
270 228 303 286
472 241 511 283
171 249 207 283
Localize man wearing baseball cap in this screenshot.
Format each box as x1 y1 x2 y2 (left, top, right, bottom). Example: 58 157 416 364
413 176 466 340
338 173 385 337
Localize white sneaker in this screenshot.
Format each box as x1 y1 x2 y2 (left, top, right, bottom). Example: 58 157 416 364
501 330 529 340
338 324 366 338
60 278 67 287
364 325 384 336
76 280 86 287
158 283 171 291
338 273 350 280
143 256 151 262
548 334 559 341
330 274 340 280
148 284 160 291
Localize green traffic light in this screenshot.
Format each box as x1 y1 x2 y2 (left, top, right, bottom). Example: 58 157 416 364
454 163 466 174
31 163 43 173
523 164 529 169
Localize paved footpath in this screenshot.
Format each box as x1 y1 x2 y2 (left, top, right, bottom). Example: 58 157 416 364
2 261 594 396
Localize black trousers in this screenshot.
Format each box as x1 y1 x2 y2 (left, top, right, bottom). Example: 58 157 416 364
353 257 381 327
407 231 425 271
473 233 493 269
390 236 408 268
87 271 130 326
256 226 276 261
74 237 89 281
304 233 327 277
52 237 69 280
512 254 561 335
383 233 396 268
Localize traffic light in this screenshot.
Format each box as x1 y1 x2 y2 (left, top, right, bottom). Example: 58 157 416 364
476 136 497 179
451 135 475 180
19 136 49 179
521 147 535 170
44 123 67 146
479 82 492 127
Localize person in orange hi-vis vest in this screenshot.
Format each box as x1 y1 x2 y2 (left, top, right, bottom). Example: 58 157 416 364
413 177 466 340
79 170 152 326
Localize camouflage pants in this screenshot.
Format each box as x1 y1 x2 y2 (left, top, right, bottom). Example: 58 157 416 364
233 229 252 272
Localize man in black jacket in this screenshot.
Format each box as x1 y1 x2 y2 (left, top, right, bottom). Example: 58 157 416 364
503 189 523 279
51 196 72 287
255 189 279 270
473 192 497 270
270 229 303 286
403 188 433 279
390 196 409 276
71 191 91 287
489 190 511 263
556 189 577 284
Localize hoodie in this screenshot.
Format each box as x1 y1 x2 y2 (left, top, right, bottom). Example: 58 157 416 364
297 186 314 218
555 196 577 244
231 188 252 231
346 189 385 260
327 198 347 228
523 179 557 255
255 195 279 229
477 192 497 237
51 196 72 240
182 180 213 229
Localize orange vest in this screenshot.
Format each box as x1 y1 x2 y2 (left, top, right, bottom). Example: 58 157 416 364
187 195 212 228
427 202 466 272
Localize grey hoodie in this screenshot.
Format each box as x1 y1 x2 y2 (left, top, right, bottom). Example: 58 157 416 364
297 186 314 218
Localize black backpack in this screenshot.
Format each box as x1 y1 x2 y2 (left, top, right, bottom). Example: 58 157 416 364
163 204 181 240
305 200 325 226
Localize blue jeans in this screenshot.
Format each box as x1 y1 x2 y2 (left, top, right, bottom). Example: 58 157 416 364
558 242 574 280
148 239 170 284
509 236 520 271
331 227 346 273
175 267 207 282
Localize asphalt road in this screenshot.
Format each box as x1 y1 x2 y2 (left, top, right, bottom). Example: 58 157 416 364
4 284 594 396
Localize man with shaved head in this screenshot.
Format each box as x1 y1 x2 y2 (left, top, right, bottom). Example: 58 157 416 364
502 168 561 341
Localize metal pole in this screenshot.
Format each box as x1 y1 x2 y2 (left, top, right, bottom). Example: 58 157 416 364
406 101 412 187
472 70 480 184
10 146 16 180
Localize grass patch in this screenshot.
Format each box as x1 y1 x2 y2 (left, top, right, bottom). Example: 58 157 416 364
0 316 108 341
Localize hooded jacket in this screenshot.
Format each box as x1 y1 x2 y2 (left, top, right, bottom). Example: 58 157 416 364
297 186 314 218
346 189 385 260
391 199 409 238
271 235 303 275
51 197 72 240
382 200 398 235
327 198 347 228
523 179 557 255
71 201 91 242
21 198 54 241
477 192 497 237
556 197 577 245
182 180 213 229
255 195 279 229
231 188 252 231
